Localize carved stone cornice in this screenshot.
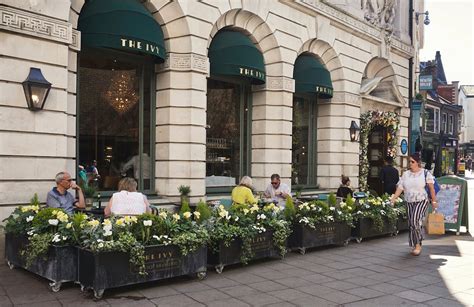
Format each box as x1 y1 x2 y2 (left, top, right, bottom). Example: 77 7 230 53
0 5 73 45
70 29 81 51
295 0 413 57
254 76 295 93
161 53 209 74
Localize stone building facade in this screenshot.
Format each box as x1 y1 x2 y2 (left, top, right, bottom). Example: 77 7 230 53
0 0 423 220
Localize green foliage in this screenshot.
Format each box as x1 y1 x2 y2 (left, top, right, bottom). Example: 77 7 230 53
2 202 40 235
345 194 355 208
180 200 191 214
30 193 41 206
81 184 97 198
284 197 296 221
22 233 53 268
352 195 398 232
328 192 337 206
178 185 191 196
195 200 212 222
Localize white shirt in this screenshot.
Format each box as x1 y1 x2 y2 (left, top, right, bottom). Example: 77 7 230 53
110 191 147 216
122 154 150 179
397 169 434 203
264 182 291 207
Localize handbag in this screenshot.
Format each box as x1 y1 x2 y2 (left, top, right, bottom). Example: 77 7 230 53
424 170 440 200
427 212 445 235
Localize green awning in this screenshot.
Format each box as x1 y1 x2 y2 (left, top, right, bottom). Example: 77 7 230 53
294 54 333 98
209 30 266 85
78 0 166 62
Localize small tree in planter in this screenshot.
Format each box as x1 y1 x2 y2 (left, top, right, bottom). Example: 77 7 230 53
81 184 97 208
178 185 191 205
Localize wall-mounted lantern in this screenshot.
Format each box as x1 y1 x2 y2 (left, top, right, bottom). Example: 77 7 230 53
22 68 52 111
349 120 360 142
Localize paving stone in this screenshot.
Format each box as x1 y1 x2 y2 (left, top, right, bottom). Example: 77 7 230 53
368 282 408 294
416 285 453 298
344 276 381 286
264 302 296 307
291 295 338 306
408 274 444 284
56 297 111 307
170 281 213 293
324 262 358 269
201 276 241 289
104 297 155 306
248 280 287 292
313 290 362 304
273 277 310 288
389 278 430 289
321 270 356 280
394 290 438 302
185 289 230 303
139 285 180 299
345 287 386 299
206 298 250 307
268 288 311 301
295 284 338 297
219 285 258 297
226 273 269 284
151 294 204 307
0 295 12 307
343 294 418 306
452 292 474 306
277 267 315 277
424 297 465 307
323 280 359 291
5 288 57 305
300 273 336 284
239 293 282 306
253 270 289 280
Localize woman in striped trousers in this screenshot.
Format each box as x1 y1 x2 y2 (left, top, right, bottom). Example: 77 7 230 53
390 152 438 256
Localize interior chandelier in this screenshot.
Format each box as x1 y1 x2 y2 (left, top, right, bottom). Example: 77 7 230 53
105 71 139 113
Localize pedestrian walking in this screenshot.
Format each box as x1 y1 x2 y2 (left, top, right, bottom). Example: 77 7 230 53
390 152 438 256
467 156 472 172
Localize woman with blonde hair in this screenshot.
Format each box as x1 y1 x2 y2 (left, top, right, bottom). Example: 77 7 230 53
231 176 257 205
104 177 151 217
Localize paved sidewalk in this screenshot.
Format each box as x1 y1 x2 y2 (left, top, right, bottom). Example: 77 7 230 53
0 232 473 306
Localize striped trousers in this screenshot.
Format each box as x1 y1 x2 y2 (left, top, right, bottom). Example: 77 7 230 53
407 199 429 247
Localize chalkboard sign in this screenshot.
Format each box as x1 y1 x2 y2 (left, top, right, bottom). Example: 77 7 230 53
435 176 467 233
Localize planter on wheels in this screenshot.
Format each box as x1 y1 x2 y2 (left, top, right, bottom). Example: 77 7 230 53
288 222 351 254
352 217 397 243
208 230 281 274
78 245 207 299
4 233 77 292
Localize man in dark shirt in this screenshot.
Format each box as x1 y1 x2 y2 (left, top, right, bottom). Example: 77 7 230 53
380 156 399 195
46 171 86 214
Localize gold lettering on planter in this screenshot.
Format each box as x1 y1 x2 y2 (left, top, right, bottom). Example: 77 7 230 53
120 38 160 55
239 67 265 80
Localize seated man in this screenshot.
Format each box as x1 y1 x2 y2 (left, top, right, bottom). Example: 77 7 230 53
46 171 85 214
264 174 291 207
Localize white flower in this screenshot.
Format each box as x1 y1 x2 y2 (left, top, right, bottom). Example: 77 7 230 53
243 208 250 215
143 220 153 226
52 234 61 243
66 222 72 229
104 230 112 237
234 216 239 222
62 236 68 241
257 214 266 220
380 210 386 215
26 216 34 222
98 243 104 249
48 219 59 226
330 207 335 211
328 216 334 221
183 212 192 219
172 213 180 220
159 211 168 219
193 211 201 219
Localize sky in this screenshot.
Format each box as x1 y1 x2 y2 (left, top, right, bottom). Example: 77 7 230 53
419 0 474 85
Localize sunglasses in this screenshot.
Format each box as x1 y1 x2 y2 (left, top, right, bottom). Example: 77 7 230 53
271 181 279 185
409 160 416 164
63 179 73 182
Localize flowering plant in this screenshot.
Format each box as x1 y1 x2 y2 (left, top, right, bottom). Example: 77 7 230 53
2 194 41 235
294 196 354 229
359 111 400 191
352 194 398 232
208 202 291 264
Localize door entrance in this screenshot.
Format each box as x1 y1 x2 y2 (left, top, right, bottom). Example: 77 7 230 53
367 126 388 196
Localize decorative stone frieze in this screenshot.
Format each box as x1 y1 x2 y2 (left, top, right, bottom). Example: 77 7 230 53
70 29 81 51
0 5 72 44
254 76 295 93
161 53 209 74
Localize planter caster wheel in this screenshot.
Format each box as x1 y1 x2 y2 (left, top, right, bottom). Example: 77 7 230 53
6 261 15 270
49 282 62 293
215 265 224 274
356 237 362 244
80 285 86 292
298 247 306 255
93 289 104 300
343 240 350 247
197 271 207 280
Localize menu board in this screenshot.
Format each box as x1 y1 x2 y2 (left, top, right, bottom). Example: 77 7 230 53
435 176 467 233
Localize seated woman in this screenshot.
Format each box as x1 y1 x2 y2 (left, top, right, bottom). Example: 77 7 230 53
231 176 257 205
104 177 150 217
336 175 353 199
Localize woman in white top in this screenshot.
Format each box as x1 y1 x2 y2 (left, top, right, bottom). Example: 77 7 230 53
104 177 150 217
390 152 438 256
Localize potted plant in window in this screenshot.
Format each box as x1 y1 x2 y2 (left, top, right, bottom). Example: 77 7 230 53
287 193 354 254
351 194 398 243
3 196 86 292
207 202 291 274
77 211 209 299
81 184 97 208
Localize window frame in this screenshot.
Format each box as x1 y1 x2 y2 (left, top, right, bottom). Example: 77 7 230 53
76 48 156 196
448 114 454 134
292 93 318 189
442 112 447 133
205 75 253 195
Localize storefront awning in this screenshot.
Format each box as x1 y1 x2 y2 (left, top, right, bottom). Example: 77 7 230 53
293 54 333 98
209 30 266 85
78 0 166 62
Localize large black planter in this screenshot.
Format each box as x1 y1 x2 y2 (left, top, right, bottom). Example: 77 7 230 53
288 222 351 254
352 217 397 243
208 230 281 273
4 233 77 292
78 245 207 299
396 216 409 233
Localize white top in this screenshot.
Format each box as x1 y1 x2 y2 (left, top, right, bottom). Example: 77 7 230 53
110 191 147 216
397 169 434 203
122 154 150 179
264 182 291 207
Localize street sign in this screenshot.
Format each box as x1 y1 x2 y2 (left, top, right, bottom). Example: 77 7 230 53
419 75 433 90
400 139 408 155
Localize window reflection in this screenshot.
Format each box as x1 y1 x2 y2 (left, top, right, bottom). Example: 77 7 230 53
78 51 153 192
292 98 310 185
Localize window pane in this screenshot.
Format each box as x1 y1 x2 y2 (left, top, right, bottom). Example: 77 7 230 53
206 79 247 188
79 52 152 192
425 108 434 132
292 98 310 185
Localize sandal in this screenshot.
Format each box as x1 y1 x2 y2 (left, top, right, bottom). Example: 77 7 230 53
411 245 422 256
